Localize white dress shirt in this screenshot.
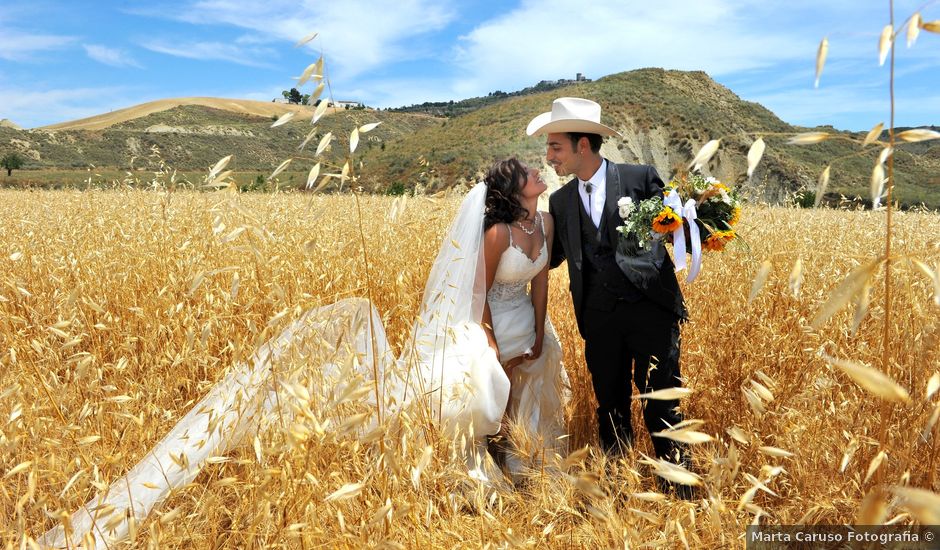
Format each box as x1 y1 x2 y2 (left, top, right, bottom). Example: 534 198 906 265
578 159 607 228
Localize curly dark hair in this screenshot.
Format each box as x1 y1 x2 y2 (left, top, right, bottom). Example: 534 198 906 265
483 158 529 231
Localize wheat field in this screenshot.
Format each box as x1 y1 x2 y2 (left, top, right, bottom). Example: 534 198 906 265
1 188 938 548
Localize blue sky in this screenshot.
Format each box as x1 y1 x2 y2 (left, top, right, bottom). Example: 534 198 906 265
1 0 939 130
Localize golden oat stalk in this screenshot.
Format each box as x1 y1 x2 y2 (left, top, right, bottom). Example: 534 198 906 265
688 139 720 172
811 257 884 329
878 25 893 66
788 132 829 145
889 486 940 524
815 37 829 88
820 353 911 403
862 122 884 147
748 261 772 305
270 112 296 128
746 138 765 178
814 165 830 207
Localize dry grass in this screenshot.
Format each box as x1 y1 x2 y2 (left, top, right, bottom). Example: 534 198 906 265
0 188 938 548
38 98 333 132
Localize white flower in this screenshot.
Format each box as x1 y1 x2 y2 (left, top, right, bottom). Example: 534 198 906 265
617 196 635 219
719 189 731 204
705 176 719 184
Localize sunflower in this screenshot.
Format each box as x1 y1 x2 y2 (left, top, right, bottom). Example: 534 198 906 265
703 229 736 251
729 206 742 226
651 207 682 234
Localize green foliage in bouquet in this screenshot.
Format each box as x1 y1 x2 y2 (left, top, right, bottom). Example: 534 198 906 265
667 173 742 251
615 195 683 251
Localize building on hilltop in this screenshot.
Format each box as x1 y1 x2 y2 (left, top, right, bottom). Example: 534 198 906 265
537 73 592 87
274 98 366 109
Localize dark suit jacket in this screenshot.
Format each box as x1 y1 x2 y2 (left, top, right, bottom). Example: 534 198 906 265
548 160 688 335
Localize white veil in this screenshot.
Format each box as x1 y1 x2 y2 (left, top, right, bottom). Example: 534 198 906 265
416 181 489 330
39 183 510 548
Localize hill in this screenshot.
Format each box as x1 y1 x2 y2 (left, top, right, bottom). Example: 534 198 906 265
2 73 938 207
360 69 940 208
0 119 22 130
389 77 588 118
39 97 327 132
0 104 440 185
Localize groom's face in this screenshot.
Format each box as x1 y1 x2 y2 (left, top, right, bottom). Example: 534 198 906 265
545 132 580 177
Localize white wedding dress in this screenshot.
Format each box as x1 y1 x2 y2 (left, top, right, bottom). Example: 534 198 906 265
39 183 568 548
488 219 568 459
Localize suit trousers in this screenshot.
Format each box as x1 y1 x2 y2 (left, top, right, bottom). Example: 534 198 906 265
582 295 685 462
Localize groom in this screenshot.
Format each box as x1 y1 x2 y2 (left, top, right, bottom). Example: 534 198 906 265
528 97 691 477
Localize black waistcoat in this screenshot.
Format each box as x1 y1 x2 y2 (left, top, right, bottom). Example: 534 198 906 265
578 195 643 309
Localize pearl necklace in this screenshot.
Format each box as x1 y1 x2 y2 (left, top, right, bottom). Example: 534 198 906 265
515 212 540 235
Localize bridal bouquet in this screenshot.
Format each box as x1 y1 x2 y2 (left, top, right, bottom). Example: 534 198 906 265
615 195 680 251
666 173 742 252
615 174 743 282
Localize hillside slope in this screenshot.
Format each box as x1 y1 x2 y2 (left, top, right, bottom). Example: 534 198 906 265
39 97 327 131
360 69 939 207
2 74 937 207
0 105 440 178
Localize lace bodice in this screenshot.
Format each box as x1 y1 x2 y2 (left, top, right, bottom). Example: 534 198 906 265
487 219 547 307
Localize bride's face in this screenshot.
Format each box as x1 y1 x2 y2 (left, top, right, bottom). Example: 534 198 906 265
519 166 547 200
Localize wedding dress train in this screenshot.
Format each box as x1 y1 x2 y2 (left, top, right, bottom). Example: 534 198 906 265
39 183 568 547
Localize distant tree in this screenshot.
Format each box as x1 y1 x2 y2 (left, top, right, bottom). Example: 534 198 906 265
301 93 311 105
282 90 290 100
288 88 302 104
1 152 24 176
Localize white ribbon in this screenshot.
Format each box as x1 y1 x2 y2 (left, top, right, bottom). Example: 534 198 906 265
663 189 703 283
682 199 702 283
663 189 687 271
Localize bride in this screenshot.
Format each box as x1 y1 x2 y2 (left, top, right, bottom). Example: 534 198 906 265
40 158 568 548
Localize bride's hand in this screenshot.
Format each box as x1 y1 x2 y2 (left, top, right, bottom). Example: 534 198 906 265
502 355 525 373
488 342 500 362
523 335 544 361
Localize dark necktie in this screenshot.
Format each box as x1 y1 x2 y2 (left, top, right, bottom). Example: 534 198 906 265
584 182 593 222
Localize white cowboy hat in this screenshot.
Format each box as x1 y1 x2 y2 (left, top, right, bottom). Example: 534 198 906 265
526 97 621 138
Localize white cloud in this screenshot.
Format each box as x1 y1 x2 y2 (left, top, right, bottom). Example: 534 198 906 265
141 40 277 68
83 44 142 68
449 0 821 98
0 28 74 61
144 0 455 78
5 0 936 132
430 0 940 129
0 85 138 128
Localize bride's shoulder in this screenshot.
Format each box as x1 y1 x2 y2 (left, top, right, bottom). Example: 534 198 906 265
539 211 554 233
483 222 510 250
